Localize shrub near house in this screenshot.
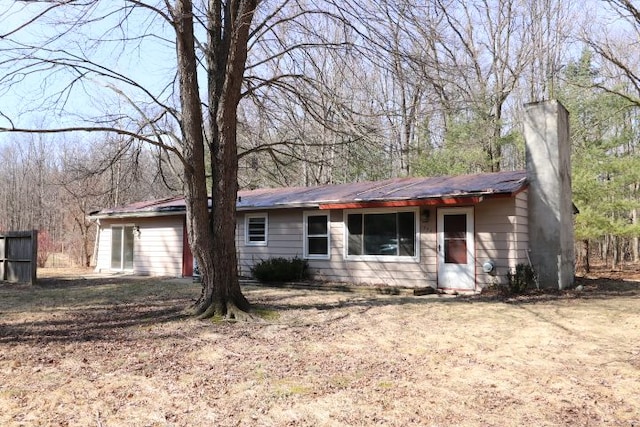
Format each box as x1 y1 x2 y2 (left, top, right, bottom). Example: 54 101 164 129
251 257 310 283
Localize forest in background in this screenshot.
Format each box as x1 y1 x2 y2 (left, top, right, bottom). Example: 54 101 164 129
0 0 638 271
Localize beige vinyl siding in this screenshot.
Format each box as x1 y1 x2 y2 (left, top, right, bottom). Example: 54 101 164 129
474 191 529 288
237 207 437 288
420 208 438 285
133 216 184 276
511 192 528 238
311 209 436 287
513 190 529 265
94 193 528 288
237 210 304 276
94 216 184 277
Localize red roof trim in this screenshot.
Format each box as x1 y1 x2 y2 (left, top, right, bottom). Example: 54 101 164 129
319 196 485 210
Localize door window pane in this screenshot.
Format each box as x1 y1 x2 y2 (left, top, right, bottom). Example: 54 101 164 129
444 214 466 238
444 214 467 264
111 228 122 269
123 226 134 270
111 226 134 270
445 239 467 263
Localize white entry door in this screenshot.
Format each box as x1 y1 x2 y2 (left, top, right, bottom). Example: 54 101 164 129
437 208 475 290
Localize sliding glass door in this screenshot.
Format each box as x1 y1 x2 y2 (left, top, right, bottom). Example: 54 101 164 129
111 226 134 270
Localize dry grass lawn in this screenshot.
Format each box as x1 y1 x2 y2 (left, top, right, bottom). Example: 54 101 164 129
1 267 639 426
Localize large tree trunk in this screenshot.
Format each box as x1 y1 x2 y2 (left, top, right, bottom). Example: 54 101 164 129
175 0 256 319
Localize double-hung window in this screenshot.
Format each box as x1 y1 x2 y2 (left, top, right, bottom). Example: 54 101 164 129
245 213 268 246
304 212 330 259
345 209 418 261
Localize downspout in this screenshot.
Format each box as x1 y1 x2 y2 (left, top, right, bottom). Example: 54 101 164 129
92 218 100 272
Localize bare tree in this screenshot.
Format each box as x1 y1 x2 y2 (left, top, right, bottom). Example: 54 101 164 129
234 2 374 187
0 1 359 319
584 0 640 106
339 0 578 174
55 138 176 267
0 1 257 318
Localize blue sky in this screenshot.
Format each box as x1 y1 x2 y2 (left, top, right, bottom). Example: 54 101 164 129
0 1 178 144
0 0 632 148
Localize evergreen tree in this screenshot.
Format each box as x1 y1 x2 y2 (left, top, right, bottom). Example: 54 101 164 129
559 49 640 269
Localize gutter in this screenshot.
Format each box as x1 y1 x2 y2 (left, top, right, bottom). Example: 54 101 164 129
91 218 100 269
237 202 321 211
88 210 188 220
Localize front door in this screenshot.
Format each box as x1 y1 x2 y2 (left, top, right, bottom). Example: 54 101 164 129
437 208 475 290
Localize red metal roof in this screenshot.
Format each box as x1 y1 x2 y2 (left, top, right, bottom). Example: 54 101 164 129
89 196 187 217
237 170 527 209
90 170 527 218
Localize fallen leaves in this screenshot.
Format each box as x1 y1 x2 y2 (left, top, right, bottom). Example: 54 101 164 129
0 269 639 426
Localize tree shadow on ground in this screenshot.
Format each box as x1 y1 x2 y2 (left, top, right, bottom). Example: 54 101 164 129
2 273 638 345
456 275 640 305
249 290 457 313
0 276 193 345
0 305 186 345
249 274 640 312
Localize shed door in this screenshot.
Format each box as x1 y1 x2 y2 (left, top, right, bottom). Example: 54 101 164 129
437 208 475 290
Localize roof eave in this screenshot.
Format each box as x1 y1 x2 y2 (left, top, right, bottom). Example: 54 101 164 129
237 202 321 211
317 189 527 210
89 179 529 217
88 210 186 220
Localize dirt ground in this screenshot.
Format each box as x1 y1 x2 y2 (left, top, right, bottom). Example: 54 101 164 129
0 267 639 426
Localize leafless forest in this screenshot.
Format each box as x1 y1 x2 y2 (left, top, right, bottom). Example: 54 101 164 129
0 0 638 269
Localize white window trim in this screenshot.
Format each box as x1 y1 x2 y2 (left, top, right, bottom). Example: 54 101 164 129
245 213 268 246
303 211 331 260
342 208 420 263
